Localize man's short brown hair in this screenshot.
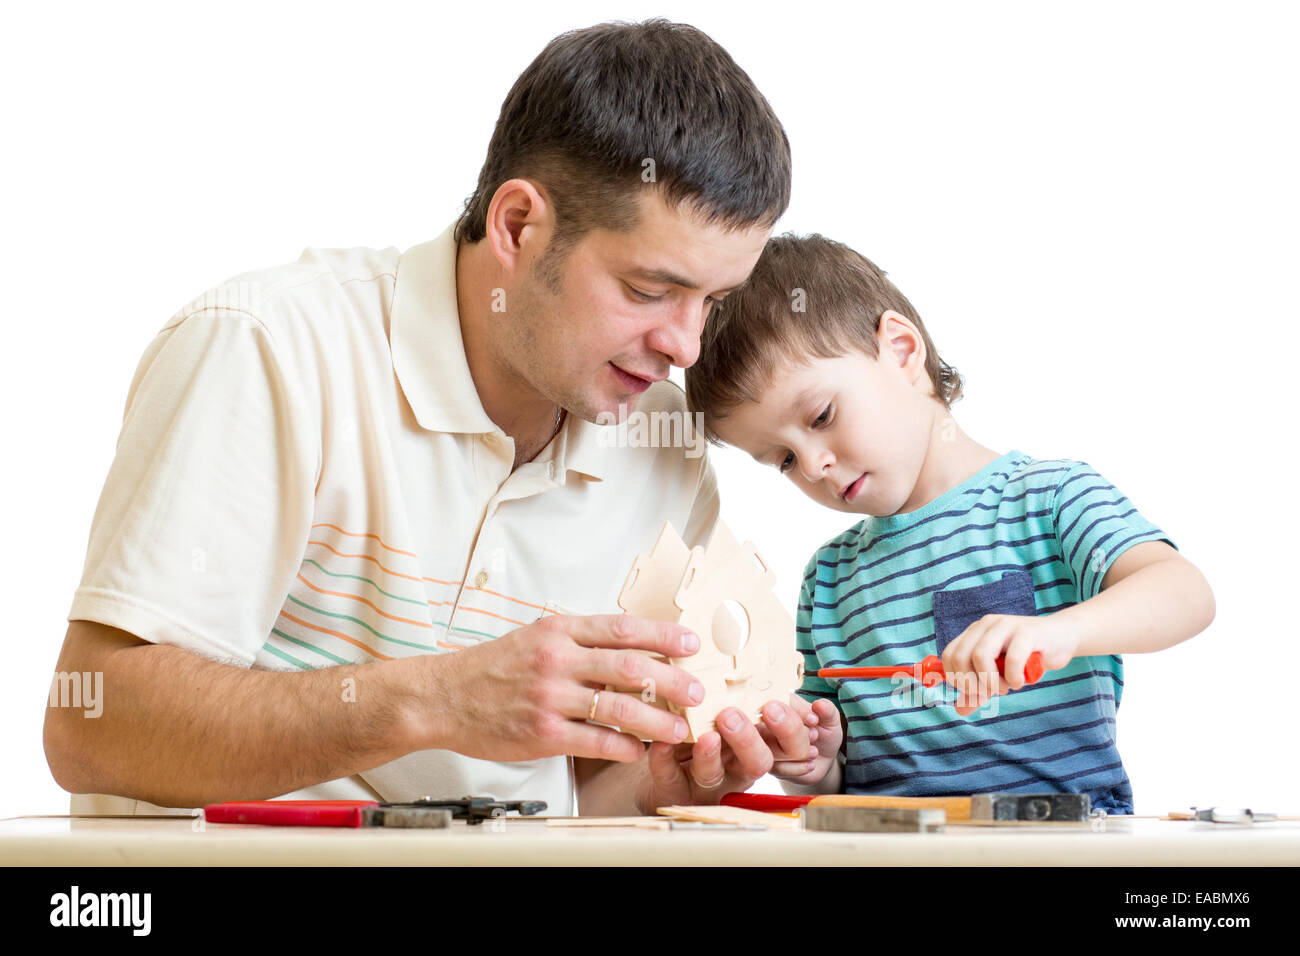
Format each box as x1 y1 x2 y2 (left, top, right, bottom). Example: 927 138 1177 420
454 19 791 260
686 233 963 443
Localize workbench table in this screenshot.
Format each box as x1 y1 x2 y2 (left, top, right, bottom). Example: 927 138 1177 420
2 814 1298 865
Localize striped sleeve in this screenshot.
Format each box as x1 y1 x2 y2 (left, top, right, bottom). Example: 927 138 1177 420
1052 462 1176 600
795 553 839 706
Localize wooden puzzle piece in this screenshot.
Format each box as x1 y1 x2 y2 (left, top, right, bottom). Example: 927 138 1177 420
606 520 804 741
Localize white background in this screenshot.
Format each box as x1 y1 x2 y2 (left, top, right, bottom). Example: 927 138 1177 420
2 0 1296 820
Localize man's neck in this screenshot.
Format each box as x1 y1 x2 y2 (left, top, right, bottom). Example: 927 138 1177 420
455 239 563 469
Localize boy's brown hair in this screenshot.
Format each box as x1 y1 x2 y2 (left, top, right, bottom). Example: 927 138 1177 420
685 233 963 443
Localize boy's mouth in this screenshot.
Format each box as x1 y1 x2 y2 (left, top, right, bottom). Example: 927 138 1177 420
840 473 868 502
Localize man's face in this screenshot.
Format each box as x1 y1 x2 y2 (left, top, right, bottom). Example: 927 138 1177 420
711 348 938 517
505 193 770 423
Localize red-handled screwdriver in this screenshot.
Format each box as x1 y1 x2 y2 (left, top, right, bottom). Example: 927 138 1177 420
816 651 1046 686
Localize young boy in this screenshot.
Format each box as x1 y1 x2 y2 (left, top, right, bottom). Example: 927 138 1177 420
685 234 1214 814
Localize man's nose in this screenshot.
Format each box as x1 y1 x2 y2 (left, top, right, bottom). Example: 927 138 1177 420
646 296 706 368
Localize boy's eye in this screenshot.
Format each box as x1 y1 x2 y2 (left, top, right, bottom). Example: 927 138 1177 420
778 451 795 474
813 404 831 427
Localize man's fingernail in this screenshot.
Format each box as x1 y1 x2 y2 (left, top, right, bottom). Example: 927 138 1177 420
721 711 741 732
766 704 785 724
675 720 689 740
689 681 705 704
680 631 699 653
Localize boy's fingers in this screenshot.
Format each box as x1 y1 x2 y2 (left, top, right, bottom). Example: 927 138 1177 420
811 699 844 746
942 621 983 685
761 701 814 760
812 698 840 722
1002 631 1037 691
771 758 819 779
970 624 1015 696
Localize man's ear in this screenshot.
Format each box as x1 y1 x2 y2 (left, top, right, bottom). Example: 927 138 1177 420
878 310 928 385
483 178 554 278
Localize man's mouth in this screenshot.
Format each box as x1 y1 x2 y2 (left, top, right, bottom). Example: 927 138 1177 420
609 363 663 394
840 473 867 502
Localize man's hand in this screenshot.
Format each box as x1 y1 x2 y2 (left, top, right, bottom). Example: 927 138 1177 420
634 698 817 813
431 613 706 763
940 613 1079 717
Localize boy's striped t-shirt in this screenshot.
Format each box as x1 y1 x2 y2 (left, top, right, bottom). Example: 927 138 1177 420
795 450 1174 814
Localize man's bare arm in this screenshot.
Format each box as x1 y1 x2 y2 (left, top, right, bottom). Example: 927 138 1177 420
43 619 440 807
44 614 710 808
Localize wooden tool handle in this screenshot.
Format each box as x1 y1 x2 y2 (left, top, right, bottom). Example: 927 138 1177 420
809 794 973 821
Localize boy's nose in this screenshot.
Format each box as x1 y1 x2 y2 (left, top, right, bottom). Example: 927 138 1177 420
800 450 834 484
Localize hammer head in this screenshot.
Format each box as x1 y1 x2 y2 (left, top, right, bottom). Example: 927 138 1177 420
970 792 1091 822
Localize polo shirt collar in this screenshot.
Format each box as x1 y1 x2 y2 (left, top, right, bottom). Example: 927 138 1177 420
553 412 612 482
390 222 613 481
390 223 497 435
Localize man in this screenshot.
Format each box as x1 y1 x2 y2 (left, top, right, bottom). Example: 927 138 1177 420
44 19 812 816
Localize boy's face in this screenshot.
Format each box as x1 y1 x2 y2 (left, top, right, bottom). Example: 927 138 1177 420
711 320 941 517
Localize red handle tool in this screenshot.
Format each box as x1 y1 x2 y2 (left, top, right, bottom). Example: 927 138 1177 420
817 652 1045 686
203 800 378 828
721 793 814 813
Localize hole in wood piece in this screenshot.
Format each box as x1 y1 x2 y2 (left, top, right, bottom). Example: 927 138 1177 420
712 600 751 656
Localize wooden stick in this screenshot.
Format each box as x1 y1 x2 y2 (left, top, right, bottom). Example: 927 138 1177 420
809 794 973 821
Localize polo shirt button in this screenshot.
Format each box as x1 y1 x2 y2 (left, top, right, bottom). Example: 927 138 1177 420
547 461 556 480
474 570 488 589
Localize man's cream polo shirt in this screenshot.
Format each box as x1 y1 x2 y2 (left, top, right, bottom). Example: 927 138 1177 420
67 222 719 816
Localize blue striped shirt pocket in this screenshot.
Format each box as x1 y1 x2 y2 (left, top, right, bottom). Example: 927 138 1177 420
931 569 1037 655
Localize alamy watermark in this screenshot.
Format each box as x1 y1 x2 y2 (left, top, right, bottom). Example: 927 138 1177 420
595 403 705 459
48 671 103 718
49 886 151 936
890 667 1002 716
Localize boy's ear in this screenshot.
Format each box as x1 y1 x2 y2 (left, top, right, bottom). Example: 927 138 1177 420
878 310 928 384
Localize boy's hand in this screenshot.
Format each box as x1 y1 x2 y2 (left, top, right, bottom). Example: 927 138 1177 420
941 614 1079 717
762 694 842 786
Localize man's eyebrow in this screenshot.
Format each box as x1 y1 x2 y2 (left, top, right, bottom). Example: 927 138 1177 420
625 266 738 294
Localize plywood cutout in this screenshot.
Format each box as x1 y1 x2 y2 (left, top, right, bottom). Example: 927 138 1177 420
608 521 804 741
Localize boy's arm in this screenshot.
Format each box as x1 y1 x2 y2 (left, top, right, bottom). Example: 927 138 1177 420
1054 540 1214 656
942 463 1214 711
944 542 1213 713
